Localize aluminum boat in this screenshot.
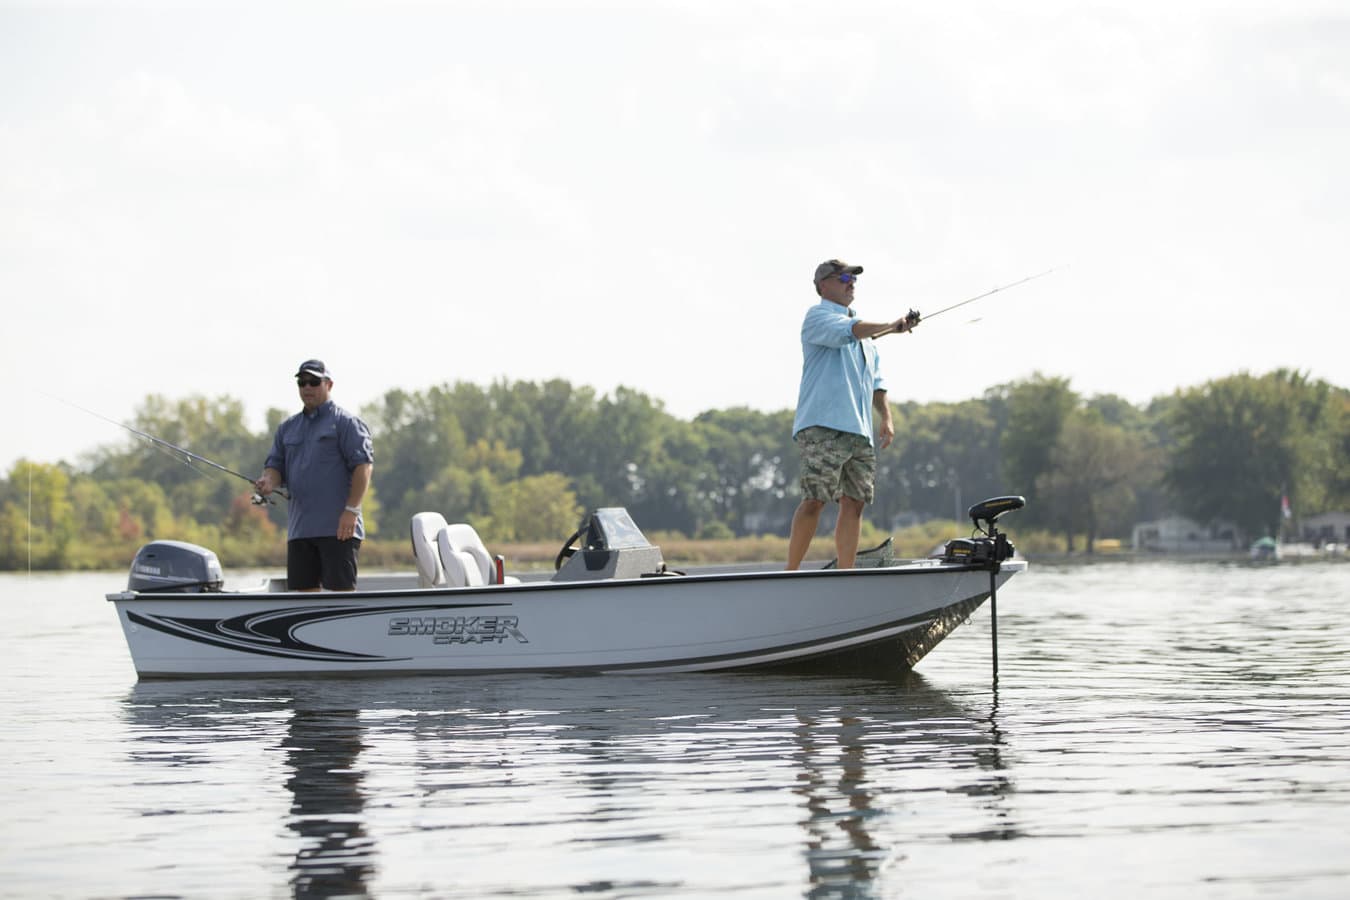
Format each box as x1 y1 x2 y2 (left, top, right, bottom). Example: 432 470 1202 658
108 499 1027 679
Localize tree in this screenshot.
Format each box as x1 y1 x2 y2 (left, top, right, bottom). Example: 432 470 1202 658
1328 391 1350 510
6 371 1347 572
482 473 583 543
884 400 1003 527
223 492 278 540
689 408 797 535
68 475 117 535
996 374 1078 527
102 478 177 542
87 394 268 528
0 461 75 568
360 386 471 528
1164 370 1342 541
1036 410 1160 551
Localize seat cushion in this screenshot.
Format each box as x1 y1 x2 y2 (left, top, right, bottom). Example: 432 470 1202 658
410 512 449 587
437 528 485 587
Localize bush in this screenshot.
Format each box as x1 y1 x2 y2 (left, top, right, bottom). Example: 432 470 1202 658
695 521 734 540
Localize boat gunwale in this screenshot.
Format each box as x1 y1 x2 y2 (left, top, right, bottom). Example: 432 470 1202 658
107 558 1027 604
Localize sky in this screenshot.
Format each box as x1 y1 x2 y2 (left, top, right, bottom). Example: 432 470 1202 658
3 0 1348 473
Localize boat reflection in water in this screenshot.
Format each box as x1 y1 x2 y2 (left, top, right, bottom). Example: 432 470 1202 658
122 672 1017 897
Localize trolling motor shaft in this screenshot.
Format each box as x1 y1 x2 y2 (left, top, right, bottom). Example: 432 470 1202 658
939 495 1026 685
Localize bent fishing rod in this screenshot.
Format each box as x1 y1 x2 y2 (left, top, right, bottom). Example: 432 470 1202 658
877 267 1062 336
50 394 289 503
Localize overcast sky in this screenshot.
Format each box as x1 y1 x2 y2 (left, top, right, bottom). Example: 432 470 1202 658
3 0 1347 473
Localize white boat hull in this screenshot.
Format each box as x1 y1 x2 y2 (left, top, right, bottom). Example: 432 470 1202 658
108 560 1026 679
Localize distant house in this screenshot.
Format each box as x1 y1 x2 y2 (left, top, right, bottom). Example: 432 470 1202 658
1299 512 1350 546
1132 515 1240 553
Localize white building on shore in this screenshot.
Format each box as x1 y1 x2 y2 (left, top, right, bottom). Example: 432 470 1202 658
1299 512 1350 546
1132 515 1240 553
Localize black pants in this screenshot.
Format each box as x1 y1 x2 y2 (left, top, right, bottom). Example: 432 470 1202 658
287 537 361 590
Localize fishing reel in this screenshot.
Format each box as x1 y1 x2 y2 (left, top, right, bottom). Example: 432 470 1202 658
890 309 920 334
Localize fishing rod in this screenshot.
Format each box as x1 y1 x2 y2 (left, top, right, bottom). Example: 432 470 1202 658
877 267 1062 336
50 394 288 503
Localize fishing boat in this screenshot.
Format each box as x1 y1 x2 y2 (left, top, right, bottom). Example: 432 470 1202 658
107 497 1027 680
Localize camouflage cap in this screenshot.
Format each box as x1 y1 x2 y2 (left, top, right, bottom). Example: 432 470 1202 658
813 259 864 283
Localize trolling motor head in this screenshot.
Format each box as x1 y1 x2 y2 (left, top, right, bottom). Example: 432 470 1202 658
969 495 1025 536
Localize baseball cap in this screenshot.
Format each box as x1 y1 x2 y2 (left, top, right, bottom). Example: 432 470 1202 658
813 259 864 283
294 359 333 380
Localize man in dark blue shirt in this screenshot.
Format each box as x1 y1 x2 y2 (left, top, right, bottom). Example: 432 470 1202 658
255 360 374 591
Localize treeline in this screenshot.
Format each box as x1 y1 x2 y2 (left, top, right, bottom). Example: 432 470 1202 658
2 369 1346 570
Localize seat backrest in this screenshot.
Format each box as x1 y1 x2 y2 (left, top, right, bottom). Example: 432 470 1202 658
442 522 496 585
410 512 449 587
436 526 485 587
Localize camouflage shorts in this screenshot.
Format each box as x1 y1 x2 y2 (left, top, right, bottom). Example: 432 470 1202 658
795 425 876 504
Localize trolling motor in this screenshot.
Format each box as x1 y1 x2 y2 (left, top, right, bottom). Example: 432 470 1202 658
942 495 1023 565
949 495 1023 563
941 495 1025 685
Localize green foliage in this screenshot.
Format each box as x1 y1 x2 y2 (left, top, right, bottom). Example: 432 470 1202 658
696 520 735 540
0 461 71 567
884 399 1003 528
996 373 1078 526
479 473 582 543
1164 370 1345 541
2 370 1347 570
1329 393 1350 509
1037 409 1161 551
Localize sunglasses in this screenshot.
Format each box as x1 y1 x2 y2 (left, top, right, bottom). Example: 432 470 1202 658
835 272 857 284
296 376 324 387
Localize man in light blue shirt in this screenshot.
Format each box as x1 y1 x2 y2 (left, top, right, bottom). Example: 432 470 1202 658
787 259 919 569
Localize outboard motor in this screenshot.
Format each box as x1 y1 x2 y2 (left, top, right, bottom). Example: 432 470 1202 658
553 507 668 581
128 540 224 593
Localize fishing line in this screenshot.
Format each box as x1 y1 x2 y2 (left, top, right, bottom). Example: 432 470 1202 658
924 267 1061 322
877 266 1064 336
28 463 33 578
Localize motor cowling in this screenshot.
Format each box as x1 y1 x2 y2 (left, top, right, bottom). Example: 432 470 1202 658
128 540 224 593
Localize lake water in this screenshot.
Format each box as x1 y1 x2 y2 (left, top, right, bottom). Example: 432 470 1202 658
2 560 1348 899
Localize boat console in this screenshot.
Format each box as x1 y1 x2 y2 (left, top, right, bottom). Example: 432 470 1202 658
552 507 670 581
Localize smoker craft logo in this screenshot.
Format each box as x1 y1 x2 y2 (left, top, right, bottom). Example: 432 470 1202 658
127 603 528 663
388 614 528 645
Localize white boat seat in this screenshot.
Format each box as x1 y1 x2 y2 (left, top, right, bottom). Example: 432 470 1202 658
410 512 449 587
441 522 521 585
437 526 486 587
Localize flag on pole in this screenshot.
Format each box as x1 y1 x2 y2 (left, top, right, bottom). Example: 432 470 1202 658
1281 494 1292 519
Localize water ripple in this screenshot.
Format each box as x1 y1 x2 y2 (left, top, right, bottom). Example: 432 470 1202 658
1 564 1348 897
